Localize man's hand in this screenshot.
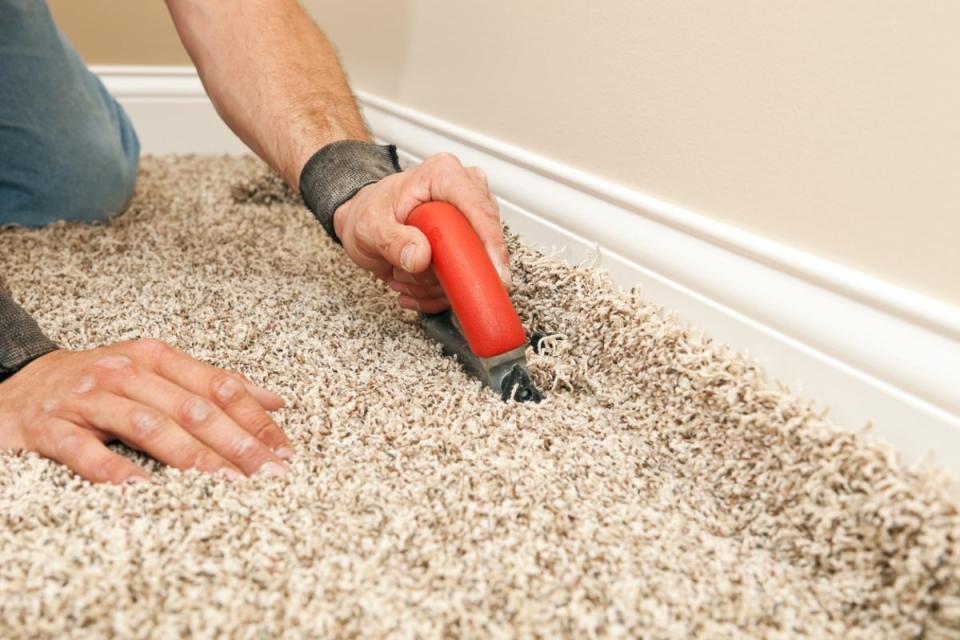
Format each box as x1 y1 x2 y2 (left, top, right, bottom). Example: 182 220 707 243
0 339 291 484
165 3 512 309
333 153 511 314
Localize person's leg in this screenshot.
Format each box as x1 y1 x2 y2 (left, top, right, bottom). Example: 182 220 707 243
0 0 140 227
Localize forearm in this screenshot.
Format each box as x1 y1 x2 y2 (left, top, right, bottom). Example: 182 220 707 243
165 0 369 188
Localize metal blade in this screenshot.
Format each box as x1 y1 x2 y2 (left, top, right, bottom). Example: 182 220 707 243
420 310 542 402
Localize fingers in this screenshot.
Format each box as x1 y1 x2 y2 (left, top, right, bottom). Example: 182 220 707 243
74 390 243 477
397 295 450 314
389 280 450 313
31 417 149 484
413 155 512 287
103 358 290 474
383 266 448 312
387 279 446 300
391 266 439 287
6 342 293 484
129 342 293 459
332 153 511 314
205 372 293 460
356 212 433 276
231 371 285 412
463 167 509 285
465 166 492 199
241 381 284 412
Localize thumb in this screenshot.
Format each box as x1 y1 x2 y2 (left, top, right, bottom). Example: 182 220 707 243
376 220 433 274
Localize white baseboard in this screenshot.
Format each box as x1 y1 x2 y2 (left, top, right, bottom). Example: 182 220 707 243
95 66 248 155
93 65 960 474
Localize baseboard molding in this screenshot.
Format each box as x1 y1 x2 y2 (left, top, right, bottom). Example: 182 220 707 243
94 66 248 155
93 65 960 474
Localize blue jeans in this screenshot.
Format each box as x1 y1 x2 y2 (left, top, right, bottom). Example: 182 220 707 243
0 0 140 227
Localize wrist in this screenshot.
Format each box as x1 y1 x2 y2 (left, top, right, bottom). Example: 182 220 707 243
0 295 59 383
299 140 402 243
0 348 65 384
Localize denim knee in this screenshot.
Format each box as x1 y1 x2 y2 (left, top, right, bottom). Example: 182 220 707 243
0 134 139 228
36 125 140 226
0 0 140 228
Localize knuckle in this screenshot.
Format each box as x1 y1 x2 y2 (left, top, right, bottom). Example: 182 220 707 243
211 373 245 406
232 435 261 461
376 229 402 256
56 432 85 459
179 396 213 427
424 153 460 175
249 415 279 443
92 354 134 372
430 152 460 167
129 409 163 440
74 373 98 395
39 399 61 418
375 235 393 255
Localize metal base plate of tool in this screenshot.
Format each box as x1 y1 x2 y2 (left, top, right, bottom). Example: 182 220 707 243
408 201 544 403
421 311 542 402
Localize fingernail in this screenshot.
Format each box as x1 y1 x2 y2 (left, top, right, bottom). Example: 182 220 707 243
400 243 418 272
275 446 294 460
219 468 244 480
125 475 151 484
259 461 289 477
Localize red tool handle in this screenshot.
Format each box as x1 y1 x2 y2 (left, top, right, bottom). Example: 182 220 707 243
407 201 527 358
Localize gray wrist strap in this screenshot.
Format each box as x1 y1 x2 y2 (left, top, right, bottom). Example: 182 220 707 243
299 140 402 243
0 291 58 382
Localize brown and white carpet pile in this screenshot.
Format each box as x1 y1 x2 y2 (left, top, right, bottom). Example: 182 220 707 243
0 156 957 638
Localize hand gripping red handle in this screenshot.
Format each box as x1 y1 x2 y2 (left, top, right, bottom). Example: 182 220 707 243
407 201 527 358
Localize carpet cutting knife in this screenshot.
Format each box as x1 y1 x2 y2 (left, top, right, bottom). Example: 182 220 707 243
408 201 542 403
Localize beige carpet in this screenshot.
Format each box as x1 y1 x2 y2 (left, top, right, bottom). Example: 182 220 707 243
0 156 957 638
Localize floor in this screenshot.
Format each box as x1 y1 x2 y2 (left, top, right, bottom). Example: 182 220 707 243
0 156 956 638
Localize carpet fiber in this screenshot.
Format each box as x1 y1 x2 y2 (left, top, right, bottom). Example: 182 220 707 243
0 156 957 638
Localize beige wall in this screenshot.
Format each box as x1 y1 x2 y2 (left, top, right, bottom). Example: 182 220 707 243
47 1 190 65
49 1 960 306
